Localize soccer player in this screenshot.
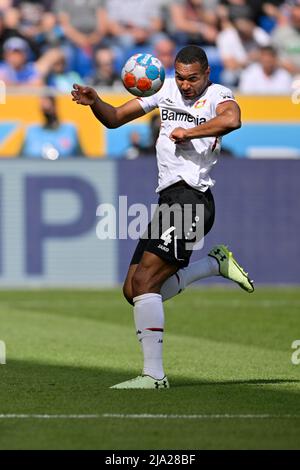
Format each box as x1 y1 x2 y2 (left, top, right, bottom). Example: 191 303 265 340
72 45 254 390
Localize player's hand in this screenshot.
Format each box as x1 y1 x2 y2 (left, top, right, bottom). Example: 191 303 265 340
169 127 189 144
71 84 98 106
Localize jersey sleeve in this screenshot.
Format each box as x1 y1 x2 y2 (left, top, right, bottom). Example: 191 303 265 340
212 85 237 113
136 94 159 114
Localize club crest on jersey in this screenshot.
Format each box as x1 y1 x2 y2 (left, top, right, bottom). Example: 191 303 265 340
194 99 207 109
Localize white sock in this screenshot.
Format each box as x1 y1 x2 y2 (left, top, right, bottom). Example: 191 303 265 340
161 255 219 302
133 293 165 380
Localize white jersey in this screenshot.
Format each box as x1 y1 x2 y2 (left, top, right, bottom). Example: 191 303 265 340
137 78 236 193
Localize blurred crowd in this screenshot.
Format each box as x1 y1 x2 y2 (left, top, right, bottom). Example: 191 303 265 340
0 0 299 94
1 0 299 159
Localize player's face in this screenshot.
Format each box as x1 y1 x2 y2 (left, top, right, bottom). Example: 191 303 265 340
175 62 210 100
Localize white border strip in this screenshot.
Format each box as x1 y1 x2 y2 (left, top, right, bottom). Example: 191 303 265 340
0 414 299 420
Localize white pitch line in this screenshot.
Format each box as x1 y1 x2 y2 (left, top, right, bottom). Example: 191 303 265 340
0 414 300 420
102 414 300 420
0 414 100 419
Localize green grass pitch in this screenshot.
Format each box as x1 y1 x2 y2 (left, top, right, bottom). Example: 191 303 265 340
0 287 300 450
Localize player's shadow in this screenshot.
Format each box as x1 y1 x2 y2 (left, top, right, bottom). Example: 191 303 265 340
0 359 140 412
175 378 300 387
2 359 300 402
2 359 300 451
2 358 300 447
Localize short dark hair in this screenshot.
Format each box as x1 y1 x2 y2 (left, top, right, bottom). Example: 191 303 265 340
259 46 277 56
175 45 208 70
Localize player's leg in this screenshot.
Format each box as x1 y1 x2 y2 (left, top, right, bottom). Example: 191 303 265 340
114 184 213 389
132 252 178 380
115 184 197 389
123 264 138 306
111 252 178 389
123 238 253 306
122 234 148 305
123 234 151 305
160 247 254 300
160 187 254 300
123 254 219 303
123 243 253 307
160 255 219 301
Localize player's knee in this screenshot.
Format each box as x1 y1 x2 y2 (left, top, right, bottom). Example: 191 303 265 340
122 283 134 306
131 270 156 297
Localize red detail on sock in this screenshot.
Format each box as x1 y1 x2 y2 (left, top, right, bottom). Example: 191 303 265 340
145 328 164 332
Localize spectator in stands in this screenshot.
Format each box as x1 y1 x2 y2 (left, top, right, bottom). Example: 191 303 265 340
10 0 53 41
1 3 43 58
217 16 271 86
104 0 164 71
0 36 42 85
125 131 147 160
0 11 17 59
12 0 53 10
201 0 220 10
125 114 161 159
47 49 82 92
0 0 14 11
272 0 300 75
239 45 293 93
22 95 82 158
34 11 65 52
217 0 285 26
54 0 107 79
4 2 64 56
89 47 120 87
218 0 257 23
154 37 176 78
1 3 20 29
166 1 225 81
168 0 219 46
258 1 286 33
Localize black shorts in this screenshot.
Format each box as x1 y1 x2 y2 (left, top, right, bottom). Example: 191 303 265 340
130 181 215 268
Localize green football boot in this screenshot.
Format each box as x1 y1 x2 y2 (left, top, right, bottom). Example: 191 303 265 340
209 244 254 293
110 375 170 389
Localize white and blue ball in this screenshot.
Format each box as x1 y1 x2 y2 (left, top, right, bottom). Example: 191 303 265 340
121 53 165 97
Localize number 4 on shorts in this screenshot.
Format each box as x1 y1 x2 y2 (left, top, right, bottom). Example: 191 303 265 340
161 226 176 246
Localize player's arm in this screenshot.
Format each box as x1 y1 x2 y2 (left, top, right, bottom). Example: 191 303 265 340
170 101 241 143
71 84 146 128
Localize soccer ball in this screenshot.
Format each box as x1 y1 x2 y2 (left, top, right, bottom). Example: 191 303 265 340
121 53 165 97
